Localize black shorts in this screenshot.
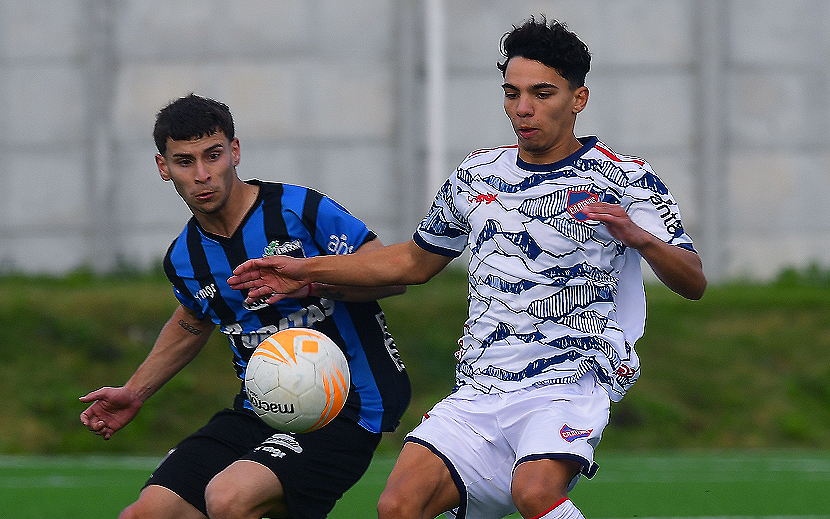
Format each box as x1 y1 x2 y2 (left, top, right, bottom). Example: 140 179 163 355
144 408 381 519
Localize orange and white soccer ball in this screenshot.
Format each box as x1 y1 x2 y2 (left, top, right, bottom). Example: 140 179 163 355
245 328 350 433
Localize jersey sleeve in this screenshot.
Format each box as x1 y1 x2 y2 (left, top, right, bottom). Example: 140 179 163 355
413 176 470 257
624 162 696 251
306 189 375 256
162 236 208 320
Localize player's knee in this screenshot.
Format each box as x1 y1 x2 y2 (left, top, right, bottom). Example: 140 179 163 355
512 480 565 514
376 489 400 519
116 504 137 519
204 480 243 519
511 459 577 514
116 502 153 519
377 487 413 519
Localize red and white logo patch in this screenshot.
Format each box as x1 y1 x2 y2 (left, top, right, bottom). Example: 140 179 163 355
566 190 599 221
560 424 593 443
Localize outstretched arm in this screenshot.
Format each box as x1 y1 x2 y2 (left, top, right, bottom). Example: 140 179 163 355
228 239 453 305
582 202 706 300
301 237 407 302
79 304 214 439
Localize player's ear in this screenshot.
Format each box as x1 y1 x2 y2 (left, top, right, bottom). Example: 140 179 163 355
156 154 171 181
231 137 241 167
573 86 589 114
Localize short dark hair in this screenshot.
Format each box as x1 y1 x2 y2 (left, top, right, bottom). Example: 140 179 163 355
153 94 235 156
497 16 591 89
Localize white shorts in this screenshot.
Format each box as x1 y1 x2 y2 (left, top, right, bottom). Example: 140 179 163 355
405 373 610 519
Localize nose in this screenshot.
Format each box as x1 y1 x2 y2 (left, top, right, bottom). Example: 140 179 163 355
194 160 211 183
515 94 533 117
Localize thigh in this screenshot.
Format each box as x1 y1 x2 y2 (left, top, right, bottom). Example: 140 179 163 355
404 393 518 519
206 460 288 519
378 441 460 519
120 484 207 519
508 376 610 481
143 409 274 515
511 458 583 518
240 416 381 519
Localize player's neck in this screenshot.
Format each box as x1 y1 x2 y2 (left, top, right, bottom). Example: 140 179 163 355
196 180 259 238
518 135 583 165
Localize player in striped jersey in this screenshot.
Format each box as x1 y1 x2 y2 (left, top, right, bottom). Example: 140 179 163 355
80 94 410 519
229 17 706 519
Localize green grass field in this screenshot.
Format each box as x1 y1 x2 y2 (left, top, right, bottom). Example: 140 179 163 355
2 268 830 454
2 268 830 517
3 450 829 518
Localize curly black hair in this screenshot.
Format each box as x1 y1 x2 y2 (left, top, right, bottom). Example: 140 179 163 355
497 16 591 89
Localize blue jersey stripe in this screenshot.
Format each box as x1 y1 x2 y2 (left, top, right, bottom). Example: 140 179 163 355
331 301 385 431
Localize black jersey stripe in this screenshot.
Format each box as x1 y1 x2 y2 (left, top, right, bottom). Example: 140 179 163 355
163 240 193 303
302 189 326 256
261 182 288 244
345 303 411 432
186 221 238 325
250 184 295 325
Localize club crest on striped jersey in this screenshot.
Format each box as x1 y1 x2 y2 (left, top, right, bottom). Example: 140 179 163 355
264 239 306 258
566 190 599 221
560 424 593 442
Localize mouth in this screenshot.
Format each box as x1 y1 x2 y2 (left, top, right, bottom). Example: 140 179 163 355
517 126 538 139
194 190 215 202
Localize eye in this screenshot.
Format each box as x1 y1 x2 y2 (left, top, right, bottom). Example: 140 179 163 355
503 91 518 99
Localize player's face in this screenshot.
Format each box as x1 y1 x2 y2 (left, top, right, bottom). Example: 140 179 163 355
156 131 241 217
502 56 588 164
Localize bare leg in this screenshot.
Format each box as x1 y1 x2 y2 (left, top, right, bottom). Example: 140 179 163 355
511 458 582 518
205 460 288 519
118 485 207 519
377 441 461 519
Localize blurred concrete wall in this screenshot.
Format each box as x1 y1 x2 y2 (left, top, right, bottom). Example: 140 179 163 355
1 0 828 281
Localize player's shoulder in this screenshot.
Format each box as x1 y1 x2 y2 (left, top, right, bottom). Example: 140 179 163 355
460 144 518 167
586 139 650 170
247 179 331 208
246 178 293 196
163 218 198 273
167 218 195 247
587 140 682 206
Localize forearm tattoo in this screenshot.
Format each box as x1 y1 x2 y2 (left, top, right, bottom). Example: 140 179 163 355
178 319 202 335
317 287 346 300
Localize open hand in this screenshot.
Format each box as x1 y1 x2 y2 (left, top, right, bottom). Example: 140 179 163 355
228 256 309 305
581 202 650 250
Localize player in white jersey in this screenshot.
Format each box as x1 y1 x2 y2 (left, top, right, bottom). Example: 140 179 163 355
429 137 693 403
228 16 706 519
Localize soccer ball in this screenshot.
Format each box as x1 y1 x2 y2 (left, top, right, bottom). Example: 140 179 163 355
245 328 350 433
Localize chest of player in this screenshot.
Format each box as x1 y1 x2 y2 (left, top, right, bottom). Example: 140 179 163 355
460 177 627 272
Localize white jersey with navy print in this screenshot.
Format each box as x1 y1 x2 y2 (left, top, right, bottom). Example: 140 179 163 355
413 137 696 401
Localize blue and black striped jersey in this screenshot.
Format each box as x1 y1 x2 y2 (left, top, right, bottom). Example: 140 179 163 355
163 180 410 433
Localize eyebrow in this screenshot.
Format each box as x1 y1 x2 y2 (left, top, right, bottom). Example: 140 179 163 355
171 143 224 159
502 82 560 91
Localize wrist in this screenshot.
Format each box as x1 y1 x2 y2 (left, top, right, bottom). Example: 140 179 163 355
122 385 150 405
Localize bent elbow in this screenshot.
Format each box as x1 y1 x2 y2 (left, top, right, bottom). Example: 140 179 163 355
683 276 707 300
